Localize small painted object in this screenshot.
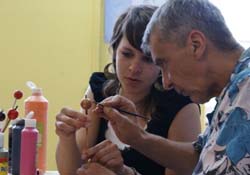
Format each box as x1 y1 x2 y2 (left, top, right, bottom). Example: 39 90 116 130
0 110 6 121
14 90 23 99
7 107 19 120
12 90 23 109
1 89 23 133
80 95 92 115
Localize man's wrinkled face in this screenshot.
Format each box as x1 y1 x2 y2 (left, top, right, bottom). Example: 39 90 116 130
148 31 211 103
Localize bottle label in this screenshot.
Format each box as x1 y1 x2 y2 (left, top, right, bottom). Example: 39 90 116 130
37 122 43 147
0 157 8 175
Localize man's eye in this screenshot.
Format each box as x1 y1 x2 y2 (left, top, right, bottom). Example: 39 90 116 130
155 61 163 67
155 59 165 68
142 56 153 63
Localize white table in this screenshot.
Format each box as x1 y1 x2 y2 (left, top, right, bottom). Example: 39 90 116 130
9 171 59 175
45 171 59 175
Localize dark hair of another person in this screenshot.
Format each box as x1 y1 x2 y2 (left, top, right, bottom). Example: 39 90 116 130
102 5 159 116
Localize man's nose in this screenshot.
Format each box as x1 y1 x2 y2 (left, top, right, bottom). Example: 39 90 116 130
162 72 173 90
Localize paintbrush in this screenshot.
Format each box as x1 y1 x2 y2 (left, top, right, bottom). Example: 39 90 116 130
96 103 149 121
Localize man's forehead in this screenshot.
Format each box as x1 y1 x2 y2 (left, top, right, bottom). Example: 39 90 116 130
149 33 164 55
149 30 162 44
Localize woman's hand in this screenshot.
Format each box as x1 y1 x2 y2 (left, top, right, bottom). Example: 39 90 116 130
77 162 116 175
55 107 91 139
82 140 125 174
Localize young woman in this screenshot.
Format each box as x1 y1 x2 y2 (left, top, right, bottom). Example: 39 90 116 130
55 5 201 175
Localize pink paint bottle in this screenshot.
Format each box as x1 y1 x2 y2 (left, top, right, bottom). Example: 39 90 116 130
20 118 38 175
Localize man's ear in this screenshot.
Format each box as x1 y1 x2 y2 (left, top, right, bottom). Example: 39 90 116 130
187 30 206 59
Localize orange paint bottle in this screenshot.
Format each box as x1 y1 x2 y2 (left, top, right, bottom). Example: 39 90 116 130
24 82 48 175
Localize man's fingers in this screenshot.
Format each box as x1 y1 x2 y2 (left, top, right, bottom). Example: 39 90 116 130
100 95 136 113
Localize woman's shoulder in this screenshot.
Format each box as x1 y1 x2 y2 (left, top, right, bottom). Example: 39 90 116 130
89 72 107 83
153 88 192 106
89 72 107 102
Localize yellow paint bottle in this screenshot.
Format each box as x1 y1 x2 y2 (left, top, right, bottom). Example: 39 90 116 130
0 133 8 175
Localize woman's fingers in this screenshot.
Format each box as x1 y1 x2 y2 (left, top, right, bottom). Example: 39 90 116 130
55 120 76 135
76 163 116 175
99 151 123 168
82 140 111 160
55 107 91 137
91 142 119 163
82 140 124 173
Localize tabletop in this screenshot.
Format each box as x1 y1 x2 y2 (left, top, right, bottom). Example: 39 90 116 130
45 171 59 175
9 171 59 175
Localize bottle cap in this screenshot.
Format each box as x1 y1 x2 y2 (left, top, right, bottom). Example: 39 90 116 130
0 133 4 148
11 118 24 126
26 111 34 119
32 87 42 94
11 118 21 125
26 81 37 90
25 118 37 128
26 81 42 94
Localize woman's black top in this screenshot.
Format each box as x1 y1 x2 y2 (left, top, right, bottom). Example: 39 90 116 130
89 72 195 175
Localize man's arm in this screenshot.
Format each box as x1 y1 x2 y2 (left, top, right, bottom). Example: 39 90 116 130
98 95 200 174
134 131 199 175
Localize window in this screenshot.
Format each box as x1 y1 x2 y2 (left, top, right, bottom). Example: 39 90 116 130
205 0 250 119
210 0 250 48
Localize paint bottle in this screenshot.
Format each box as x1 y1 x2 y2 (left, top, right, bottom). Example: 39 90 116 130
24 81 48 174
8 118 19 174
11 111 34 175
10 118 24 175
20 118 38 175
0 133 8 175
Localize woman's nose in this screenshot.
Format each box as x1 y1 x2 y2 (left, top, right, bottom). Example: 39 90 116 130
162 72 173 90
129 60 143 74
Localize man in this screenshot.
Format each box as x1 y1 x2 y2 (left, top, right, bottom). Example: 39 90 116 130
79 0 250 174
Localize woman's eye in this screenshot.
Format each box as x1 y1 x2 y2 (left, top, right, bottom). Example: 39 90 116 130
122 51 133 58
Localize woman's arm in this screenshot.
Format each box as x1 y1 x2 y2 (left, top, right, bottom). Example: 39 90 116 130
77 162 116 175
55 107 89 175
165 103 201 175
55 86 101 175
56 133 83 175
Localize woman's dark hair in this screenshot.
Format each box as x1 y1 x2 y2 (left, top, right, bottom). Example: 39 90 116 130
103 5 158 116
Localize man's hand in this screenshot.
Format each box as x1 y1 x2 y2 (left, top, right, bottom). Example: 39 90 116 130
94 95 145 146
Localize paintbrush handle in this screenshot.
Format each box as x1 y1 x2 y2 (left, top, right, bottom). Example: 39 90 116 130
94 102 149 121
116 108 149 121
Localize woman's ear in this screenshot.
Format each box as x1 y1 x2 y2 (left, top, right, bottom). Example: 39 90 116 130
187 30 206 60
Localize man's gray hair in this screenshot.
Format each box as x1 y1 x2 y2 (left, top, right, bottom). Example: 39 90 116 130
142 0 239 55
